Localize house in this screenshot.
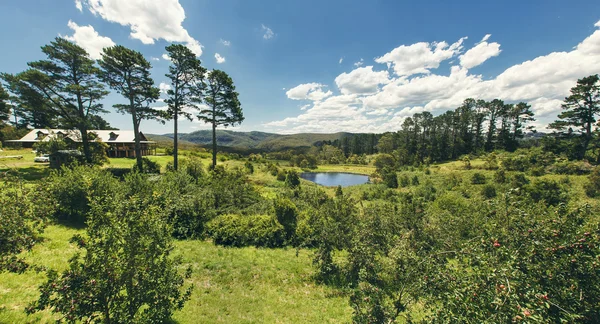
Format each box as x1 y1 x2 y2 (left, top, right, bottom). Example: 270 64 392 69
6 129 156 158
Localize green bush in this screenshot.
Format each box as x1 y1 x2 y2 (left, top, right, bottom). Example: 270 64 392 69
45 166 120 225
494 167 507 184
27 195 192 323
399 174 410 187
244 161 254 174
132 157 161 174
207 214 284 248
274 197 298 242
276 170 286 181
470 172 487 185
527 178 569 206
549 160 593 175
481 184 497 199
285 170 301 188
411 175 419 186
381 168 398 189
584 167 600 197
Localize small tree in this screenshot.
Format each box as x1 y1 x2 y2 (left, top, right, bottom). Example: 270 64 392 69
98 45 163 171
0 180 52 273
164 44 206 171
195 70 243 169
0 83 9 124
27 195 192 323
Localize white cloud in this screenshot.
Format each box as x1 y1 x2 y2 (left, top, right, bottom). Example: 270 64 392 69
335 66 390 95
159 82 171 93
354 58 364 67
150 57 160 61
75 0 83 11
215 53 225 64
286 83 332 101
459 34 502 69
162 53 171 61
262 24 275 40
339 57 343 64
264 20 600 133
220 39 231 46
62 20 115 59
375 37 466 76
80 0 203 56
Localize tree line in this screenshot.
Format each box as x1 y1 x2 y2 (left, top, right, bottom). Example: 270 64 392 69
0 38 244 170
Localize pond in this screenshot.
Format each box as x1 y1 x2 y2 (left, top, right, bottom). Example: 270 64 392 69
300 172 370 187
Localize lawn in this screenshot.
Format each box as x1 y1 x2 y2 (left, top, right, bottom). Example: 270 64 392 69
0 226 351 323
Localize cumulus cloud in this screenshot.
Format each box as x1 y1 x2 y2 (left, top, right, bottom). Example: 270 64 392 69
459 34 502 69
215 53 225 64
220 39 231 46
79 0 203 56
335 66 390 95
62 20 115 59
286 83 333 101
354 58 364 67
159 82 171 93
162 53 171 61
262 24 274 40
75 0 83 11
375 37 466 76
263 20 600 133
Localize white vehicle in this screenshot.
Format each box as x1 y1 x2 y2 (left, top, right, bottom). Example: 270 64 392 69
34 154 50 163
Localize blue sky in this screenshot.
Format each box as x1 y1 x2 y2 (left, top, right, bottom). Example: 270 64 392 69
1 0 600 134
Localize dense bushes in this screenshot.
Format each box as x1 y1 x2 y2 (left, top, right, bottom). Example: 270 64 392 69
207 214 284 247
585 167 600 197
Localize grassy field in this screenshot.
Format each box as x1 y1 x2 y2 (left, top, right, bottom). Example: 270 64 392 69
0 225 351 323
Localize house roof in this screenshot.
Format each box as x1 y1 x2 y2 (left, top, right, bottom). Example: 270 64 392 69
6 129 155 144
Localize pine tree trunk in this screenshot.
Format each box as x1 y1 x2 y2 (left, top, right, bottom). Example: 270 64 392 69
173 109 179 171
212 120 217 169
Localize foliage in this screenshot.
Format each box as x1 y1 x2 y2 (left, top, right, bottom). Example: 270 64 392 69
285 170 301 188
196 69 243 168
244 161 254 174
132 157 161 174
585 167 600 197
164 44 206 171
207 214 284 248
99 45 163 171
481 184 497 199
0 179 52 272
45 166 120 225
526 178 569 206
274 197 298 243
27 195 192 323
471 172 487 184
381 168 398 188
3 37 108 164
374 154 396 173
33 137 69 155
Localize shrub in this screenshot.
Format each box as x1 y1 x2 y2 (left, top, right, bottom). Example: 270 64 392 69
207 214 284 248
527 179 569 206
494 167 507 184
584 167 600 198
285 170 301 188
461 155 471 170
381 168 398 189
481 184 497 199
27 196 192 323
132 157 161 174
529 165 546 176
502 154 530 172
399 174 410 188
470 172 487 185
411 175 419 186
0 180 53 272
549 160 594 175
276 170 286 181
510 172 529 189
274 197 298 242
483 152 499 170
244 161 254 174
45 166 120 225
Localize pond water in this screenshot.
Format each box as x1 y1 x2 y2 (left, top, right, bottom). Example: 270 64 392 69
300 172 370 187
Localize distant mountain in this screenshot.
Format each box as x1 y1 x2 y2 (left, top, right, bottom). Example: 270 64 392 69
149 130 359 152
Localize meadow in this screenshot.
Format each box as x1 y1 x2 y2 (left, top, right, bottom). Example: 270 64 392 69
1 146 599 323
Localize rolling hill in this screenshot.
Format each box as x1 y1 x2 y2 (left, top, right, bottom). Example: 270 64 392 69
148 130 357 152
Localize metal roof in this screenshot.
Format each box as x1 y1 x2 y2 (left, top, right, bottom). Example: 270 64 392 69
6 129 155 144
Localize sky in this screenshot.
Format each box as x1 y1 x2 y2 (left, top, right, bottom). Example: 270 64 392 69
1 0 600 135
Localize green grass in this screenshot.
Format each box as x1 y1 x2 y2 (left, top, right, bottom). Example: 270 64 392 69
0 226 351 323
